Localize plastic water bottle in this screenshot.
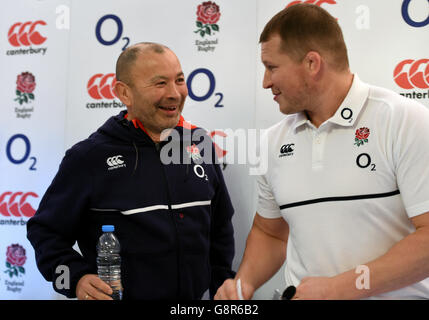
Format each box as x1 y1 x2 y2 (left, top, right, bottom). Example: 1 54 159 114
97 225 123 300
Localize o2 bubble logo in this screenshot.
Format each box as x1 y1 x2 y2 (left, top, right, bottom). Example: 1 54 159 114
95 14 130 51
356 153 376 172
6 134 37 171
187 68 224 108
402 0 429 28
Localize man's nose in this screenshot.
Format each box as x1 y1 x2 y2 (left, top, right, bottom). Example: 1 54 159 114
263 70 272 89
166 83 182 100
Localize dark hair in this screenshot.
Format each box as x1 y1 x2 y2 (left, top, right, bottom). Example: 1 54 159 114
115 42 169 85
260 4 349 71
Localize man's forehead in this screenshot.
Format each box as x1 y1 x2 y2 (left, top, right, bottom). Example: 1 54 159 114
261 42 276 63
261 35 290 63
137 49 180 66
134 51 173 68
261 35 282 52
133 56 183 82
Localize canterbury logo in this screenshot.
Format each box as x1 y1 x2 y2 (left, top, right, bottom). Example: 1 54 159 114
8 21 47 47
286 0 337 8
87 73 118 100
280 144 295 154
107 155 125 168
393 59 429 89
0 192 38 217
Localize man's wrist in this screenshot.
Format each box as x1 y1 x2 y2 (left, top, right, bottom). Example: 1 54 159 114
330 270 373 300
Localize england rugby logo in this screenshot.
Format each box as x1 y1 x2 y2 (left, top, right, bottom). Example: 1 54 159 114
4 244 26 278
187 144 202 161
194 1 220 37
15 72 36 105
354 127 370 147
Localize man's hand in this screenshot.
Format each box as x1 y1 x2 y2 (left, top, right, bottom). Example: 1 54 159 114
292 277 337 300
214 278 255 300
76 274 113 300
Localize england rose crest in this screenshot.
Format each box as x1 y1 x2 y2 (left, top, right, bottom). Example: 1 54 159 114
187 144 202 161
195 1 220 37
15 72 36 105
4 244 26 278
354 127 370 146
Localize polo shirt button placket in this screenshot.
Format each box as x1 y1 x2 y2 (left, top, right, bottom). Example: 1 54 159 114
312 128 327 169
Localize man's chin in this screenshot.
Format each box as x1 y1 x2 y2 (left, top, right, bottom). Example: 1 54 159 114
162 116 181 130
279 106 292 115
278 103 300 115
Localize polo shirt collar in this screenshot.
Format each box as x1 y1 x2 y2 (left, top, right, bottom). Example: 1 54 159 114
292 112 310 131
292 74 369 131
328 74 369 127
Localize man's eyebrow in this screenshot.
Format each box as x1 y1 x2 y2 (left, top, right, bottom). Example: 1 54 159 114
150 75 168 82
150 72 185 82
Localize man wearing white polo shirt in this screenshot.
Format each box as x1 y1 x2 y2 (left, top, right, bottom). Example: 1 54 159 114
215 3 429 300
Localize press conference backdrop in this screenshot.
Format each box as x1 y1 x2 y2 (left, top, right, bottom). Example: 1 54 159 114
0 0 428 300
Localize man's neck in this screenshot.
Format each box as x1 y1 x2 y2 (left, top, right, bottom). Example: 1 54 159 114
306 72 354 128
125 114 163 142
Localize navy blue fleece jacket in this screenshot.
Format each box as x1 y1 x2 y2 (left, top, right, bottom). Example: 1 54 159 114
27 111 235 299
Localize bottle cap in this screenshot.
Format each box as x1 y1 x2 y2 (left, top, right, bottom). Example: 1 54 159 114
102 225 115 232
281 286 296 300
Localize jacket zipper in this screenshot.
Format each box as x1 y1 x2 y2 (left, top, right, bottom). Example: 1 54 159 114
156 144 182 298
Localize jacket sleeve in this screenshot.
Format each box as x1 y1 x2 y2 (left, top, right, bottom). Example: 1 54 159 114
209 161 236 299
27 143 95 298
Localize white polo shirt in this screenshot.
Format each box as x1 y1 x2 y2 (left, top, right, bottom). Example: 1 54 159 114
257 74 429 299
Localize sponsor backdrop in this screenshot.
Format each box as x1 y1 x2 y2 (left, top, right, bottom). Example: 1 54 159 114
0 0 427 300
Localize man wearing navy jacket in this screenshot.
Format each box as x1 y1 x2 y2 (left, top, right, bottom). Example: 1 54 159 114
27 42 235 300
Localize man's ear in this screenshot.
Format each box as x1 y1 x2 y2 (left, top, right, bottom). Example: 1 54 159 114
304 51 322 77
114 81 132 107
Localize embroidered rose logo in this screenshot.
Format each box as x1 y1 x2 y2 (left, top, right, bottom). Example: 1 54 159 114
15 72 36 105
4 244 26 278
354 127 370 146
187 144 202 161
195 2 220 37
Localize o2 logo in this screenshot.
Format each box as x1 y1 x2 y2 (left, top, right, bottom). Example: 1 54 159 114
402 0 429 27
95 14 130 51
356 153 376 172
6 134 37 171
193 165 208 181
187 68 224 108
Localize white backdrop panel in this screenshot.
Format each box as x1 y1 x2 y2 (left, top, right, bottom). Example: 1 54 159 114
0 0 70 299
0 0 427 300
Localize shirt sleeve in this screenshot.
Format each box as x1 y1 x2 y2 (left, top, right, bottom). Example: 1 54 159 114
256 173 282 219
26 143 95 298
394 100 429 218
255 129 282 219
